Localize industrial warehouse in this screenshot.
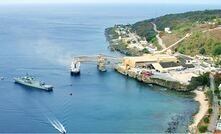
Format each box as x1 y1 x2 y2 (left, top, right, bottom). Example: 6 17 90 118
122 54 183 73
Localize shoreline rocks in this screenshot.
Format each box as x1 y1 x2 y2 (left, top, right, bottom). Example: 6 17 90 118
114 64 189 91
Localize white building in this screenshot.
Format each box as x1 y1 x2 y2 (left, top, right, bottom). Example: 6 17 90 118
127 43 144 51
216 117 221 131
140 40 148 46
164 27 172 34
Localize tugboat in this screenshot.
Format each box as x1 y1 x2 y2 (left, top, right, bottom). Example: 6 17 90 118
70 61 80 76
14 75 53 91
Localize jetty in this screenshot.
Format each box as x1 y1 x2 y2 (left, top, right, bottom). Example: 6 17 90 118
114 53 195 91
70 54 123 74
70 53 214 91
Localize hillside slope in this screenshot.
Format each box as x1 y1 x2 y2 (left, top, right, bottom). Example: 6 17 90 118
131 10 221 56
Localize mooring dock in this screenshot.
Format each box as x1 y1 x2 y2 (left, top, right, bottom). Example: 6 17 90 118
70 54 123 75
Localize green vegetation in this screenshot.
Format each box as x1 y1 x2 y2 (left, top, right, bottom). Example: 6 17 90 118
199 125 208 133
212 43 221 56
131 10 221 38
129 10 221 55
142 48 149 53
110 41 148 56
131 21 156 42
206 91 213 105
153 10 221 30
214 75 221 87
214 75 221 99
208 108 213 114
218 94 221 100
105 27 119 39
106 10 221 56
199 48 206 55
214 88 220 95
178 32 219 56
204 116 210 123
178 47 185 54
187 73 210 90
217 18 221 25
213 75 221 101
105 26 150 56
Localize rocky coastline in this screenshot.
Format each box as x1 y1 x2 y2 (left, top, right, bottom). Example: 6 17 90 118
114 64 189 91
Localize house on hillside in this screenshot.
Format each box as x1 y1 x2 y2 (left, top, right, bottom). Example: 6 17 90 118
164 27 172 34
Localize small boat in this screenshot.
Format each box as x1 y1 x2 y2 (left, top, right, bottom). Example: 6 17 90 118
70 61 80 76
14 75 53 91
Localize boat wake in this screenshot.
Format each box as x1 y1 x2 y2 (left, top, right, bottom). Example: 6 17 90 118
48 118 66 134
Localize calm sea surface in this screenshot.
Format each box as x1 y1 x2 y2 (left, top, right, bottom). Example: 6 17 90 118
0 4 220 133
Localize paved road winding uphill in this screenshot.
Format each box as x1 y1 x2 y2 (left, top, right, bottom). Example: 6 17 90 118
151 22 166 49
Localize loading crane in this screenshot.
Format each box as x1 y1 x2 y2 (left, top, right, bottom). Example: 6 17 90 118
70 54 123 75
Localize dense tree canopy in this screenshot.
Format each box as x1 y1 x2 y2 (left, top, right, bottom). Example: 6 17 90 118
212 43 221 56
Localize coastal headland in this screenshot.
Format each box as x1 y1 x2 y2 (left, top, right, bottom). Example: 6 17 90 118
73 9 221 133
104 9 221 133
